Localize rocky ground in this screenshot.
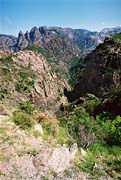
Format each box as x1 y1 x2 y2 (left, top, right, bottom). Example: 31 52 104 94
0 113 87 180
0 110 117 180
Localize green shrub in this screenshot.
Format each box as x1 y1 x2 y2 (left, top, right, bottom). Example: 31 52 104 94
13 111 35 129
0 56 13 64
105 116 121 145
112 33 121 40
28 149 38 157
0 88 8 100
83 95 101 115
19 101 34 115
66 107 101 147
15 79 34 93
96 114 121 146
15 66 35 93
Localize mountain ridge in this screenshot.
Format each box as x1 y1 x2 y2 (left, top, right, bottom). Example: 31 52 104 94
1 26 121 53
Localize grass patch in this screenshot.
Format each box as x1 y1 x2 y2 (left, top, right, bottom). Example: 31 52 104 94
12 110 35 130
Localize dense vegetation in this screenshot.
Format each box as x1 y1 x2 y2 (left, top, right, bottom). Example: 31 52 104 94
56 95 121 178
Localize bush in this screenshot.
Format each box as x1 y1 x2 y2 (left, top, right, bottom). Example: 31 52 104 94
15 67 35 93
66 107 101 147
33 111 59 138
15 79 34 93
96 114 121 146
105 116 121 145
112 33 121 40
13 111 35 129
83 94 101 115
19 101 34 115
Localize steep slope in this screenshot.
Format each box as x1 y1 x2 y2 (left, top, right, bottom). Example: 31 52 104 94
65 37 121 102
0 50 68 109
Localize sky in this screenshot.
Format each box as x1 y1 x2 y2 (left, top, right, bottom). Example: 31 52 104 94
0 0 121 36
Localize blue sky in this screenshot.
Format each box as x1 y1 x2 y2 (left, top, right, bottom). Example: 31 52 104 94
0 0 121 36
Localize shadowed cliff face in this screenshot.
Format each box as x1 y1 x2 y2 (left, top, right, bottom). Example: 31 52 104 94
94 91 121 116
65 38 121 102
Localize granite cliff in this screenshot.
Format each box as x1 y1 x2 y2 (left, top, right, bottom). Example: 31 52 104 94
0 50 68 110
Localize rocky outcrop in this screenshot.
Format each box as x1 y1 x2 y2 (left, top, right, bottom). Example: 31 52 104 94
29 26 42 45
94 91 121 116
0 50 68 109
0 113 115 180
33 144 78 176
0 114 80 180
66 38 121 101
16 31 29 50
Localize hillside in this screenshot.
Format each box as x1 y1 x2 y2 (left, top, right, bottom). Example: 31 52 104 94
0 50 68 110
65 36 121 102
0 33 121 180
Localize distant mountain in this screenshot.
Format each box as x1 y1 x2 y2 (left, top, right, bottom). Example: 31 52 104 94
15 26 121 55
15 26 81 70
1 26 121 54
79 26 121 54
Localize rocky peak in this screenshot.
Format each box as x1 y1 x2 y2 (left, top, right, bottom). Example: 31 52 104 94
17 31 28 50
25 31 30 42
29 27 42 44
39 26 48 36
14 26 81 71
18 30 24 37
